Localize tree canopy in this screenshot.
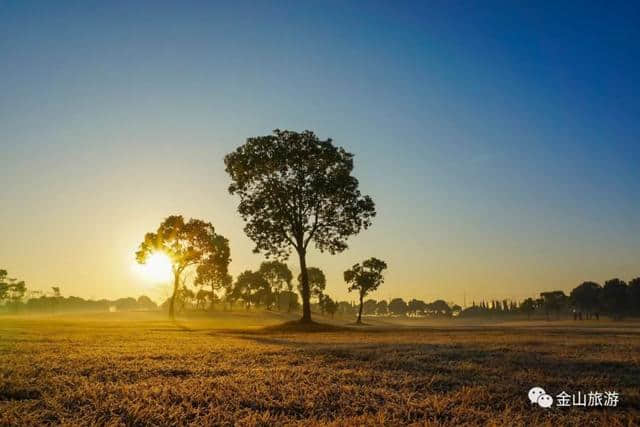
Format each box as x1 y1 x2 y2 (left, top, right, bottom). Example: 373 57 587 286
344 257 387 324
0 270 26 304
259 261 293 295
136 215 230 319
224 129 375 322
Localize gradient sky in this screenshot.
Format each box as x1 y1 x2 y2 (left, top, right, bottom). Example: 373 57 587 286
2 1 639 305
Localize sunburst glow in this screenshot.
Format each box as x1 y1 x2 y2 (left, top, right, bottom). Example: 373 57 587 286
135 252 173 282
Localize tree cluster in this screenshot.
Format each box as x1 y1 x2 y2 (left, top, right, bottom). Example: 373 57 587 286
0 278 157 314
459 277 640 320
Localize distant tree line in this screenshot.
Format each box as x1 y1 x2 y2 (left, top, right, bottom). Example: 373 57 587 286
0 270 157 314
459 278 640 321
3 265 639 322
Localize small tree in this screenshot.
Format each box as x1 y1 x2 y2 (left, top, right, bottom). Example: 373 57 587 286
408 299 427 316
297 267 326 303
0 270 26 308
259 261 293 310
363 299 378 316
225 129 376 323
602 278 629 320
323 295 338 318
233 271 271 309
278 290 300 312
540 291 568 320
136 215 230 319
570 281 602 319
344 258 387 324
376 300 388 316
388 298 408 316
520 297 535 320
429 300 452 317
194 234 231 310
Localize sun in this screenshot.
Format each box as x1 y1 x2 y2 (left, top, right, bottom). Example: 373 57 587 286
135 252 173 283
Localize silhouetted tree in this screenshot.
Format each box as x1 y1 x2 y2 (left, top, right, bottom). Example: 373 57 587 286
297 267 326 303
194 289 210 310
570 281 601 319
194 234 231 310
233 270 271 309
520 297 536 320
363 299 378 316
259 261 293 310
136 215 230 319
278 291 300 312
224 129 376 323
602 278 629 320
428 300 452 317
376 300 388 316
540 291 568 320
323 295 338 318
344 257 387 324
0 270 26 306
629 277 640 317
451 304 462 316
389 298 408 316
407 299 427 316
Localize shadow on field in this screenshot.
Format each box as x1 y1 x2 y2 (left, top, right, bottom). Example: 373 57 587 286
224 320 350 334
228 332 640 409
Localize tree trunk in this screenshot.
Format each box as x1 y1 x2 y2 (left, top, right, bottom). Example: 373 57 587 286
169 271 180 320
298 248 312 323
357 293 364 324
287 287 293 313
209 284 216 311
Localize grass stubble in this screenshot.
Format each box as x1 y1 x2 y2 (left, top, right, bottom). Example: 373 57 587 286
1 313 638 426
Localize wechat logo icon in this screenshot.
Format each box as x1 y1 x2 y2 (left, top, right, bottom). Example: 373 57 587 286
529 387 553 408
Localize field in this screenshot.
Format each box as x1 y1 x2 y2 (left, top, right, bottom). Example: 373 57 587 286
1 312 639 426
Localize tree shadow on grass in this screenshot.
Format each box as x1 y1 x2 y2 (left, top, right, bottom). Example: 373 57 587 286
230 333 640 410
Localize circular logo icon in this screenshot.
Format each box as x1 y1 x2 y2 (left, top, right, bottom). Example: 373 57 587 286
528 387 546 404
537 394 553 408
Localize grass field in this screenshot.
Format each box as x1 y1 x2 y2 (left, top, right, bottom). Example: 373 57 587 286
1 311 639 426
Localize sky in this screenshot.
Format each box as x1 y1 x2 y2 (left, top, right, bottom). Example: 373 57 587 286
1 1 639 305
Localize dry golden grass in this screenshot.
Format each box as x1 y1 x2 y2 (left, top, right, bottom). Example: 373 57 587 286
1 312 639 426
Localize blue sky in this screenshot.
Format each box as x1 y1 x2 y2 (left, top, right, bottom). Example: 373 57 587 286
1 1 638 303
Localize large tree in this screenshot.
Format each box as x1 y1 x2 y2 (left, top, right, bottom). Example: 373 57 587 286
344 257 387 324
225 129 376 323
136 215 230 319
